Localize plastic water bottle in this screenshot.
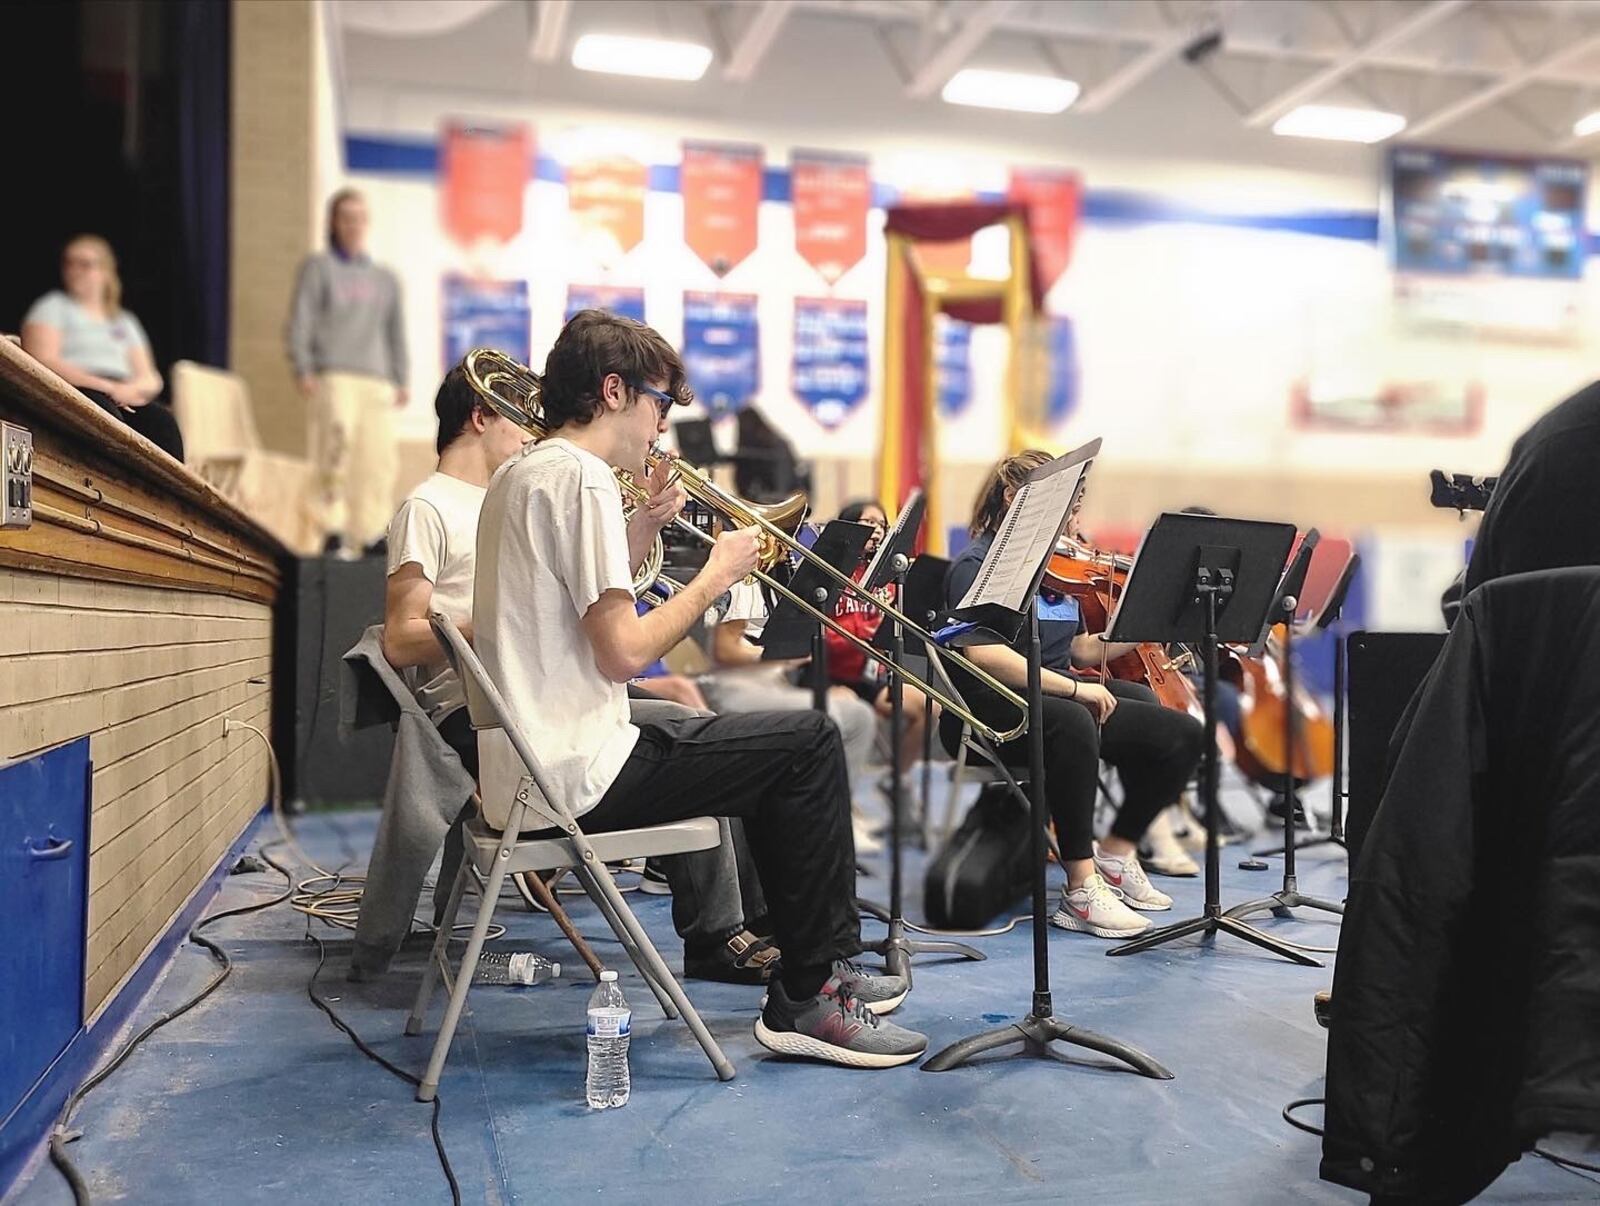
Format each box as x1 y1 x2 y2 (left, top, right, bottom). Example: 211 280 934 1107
585 970 632 1109
476 950 560 986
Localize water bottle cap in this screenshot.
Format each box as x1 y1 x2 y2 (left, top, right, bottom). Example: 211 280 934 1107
550 962 561 978
600 970 618 982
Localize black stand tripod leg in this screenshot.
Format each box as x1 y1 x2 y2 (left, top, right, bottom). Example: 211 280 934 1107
1215 916 1323 966
924 1014 1173 1077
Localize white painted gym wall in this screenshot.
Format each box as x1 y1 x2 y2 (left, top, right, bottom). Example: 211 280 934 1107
328 3 1600 624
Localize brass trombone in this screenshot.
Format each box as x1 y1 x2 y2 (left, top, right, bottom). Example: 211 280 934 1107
463 347 1029 744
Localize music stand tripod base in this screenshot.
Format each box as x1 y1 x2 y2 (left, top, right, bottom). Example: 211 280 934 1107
924 1010 1173 1077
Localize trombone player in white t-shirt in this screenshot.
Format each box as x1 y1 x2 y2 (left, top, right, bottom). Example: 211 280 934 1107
471 309 928 1068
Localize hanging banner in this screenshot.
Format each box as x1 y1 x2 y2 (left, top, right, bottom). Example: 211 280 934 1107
566 155 647 259
681 141 763 277
1044 316 1080 426
440 120 531 248
1007 167 1082 292
442 276 530 369
793 298 869 429
790 150 871 285
682 291 760 416
935 315 973 418
565 285 646 324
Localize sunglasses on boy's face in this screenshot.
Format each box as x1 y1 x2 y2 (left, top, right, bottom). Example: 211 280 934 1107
630 381 677 420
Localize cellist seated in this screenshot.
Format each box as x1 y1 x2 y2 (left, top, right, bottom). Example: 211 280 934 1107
940 451 1206 941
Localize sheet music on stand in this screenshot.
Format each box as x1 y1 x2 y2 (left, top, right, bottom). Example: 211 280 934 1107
951 439 1101 643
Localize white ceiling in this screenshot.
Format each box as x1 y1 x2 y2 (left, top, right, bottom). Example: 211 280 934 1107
332 0 1600 160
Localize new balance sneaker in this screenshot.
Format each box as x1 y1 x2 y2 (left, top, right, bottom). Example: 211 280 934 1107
754 978 927 1069
638 859 672 895
1093 844 1173 911
1051 873 1152 939
831 957 908 1015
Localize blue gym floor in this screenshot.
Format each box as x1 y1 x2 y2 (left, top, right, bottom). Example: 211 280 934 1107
12 782 1592 1204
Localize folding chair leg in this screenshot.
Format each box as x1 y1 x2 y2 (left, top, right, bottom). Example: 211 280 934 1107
415 850 511 1103
577 864 679 1019
584 862 735 1083
406 861 469 1037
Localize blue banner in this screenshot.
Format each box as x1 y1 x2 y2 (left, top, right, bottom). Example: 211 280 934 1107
935 315 973 418
1045 315 1080 425
565 285 646 324
442 275 529 368
792 298 868 429
682 291 760 416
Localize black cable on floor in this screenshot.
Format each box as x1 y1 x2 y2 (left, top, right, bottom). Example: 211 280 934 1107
1282 1096 1325 1137
49 844 295 1204
304 928 461 1206
1533 1145 1600 1180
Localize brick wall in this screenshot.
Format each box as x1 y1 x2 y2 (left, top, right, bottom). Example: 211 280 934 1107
230 0 317 457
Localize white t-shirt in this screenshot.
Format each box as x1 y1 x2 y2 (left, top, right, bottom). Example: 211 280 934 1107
386 472 486 722
474 439 639 829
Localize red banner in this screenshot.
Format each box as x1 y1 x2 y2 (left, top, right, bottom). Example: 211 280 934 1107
440 120 531 247
682 141 762 277
791 150 870 285
1007 167 1082 291
567 155 647 256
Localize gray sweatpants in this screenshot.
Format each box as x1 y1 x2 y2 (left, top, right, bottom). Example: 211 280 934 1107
699 667 878 780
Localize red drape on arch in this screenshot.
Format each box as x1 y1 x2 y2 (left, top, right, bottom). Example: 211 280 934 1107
878 202 1043 549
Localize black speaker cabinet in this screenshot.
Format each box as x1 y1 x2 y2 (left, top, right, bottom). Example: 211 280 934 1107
1345 631 1447 873
272 556 393 808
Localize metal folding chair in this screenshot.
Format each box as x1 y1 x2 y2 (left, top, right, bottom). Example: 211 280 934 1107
404 613 735 1100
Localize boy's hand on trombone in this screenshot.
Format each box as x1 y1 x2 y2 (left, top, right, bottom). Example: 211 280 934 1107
706 525 762 590
636 455 688 532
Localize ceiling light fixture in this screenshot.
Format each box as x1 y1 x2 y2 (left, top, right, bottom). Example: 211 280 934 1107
1573 111 1600 139
941 68 1080 115
1271 104 1407 144
570 33 713 81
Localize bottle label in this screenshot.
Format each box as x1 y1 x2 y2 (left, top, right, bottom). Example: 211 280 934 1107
587 1010 632 1039
508 953 542 984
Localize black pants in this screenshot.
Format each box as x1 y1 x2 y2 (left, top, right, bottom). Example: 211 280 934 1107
434 708 480 922
946 679 1203 862
81 387 185 462
585 711 860 973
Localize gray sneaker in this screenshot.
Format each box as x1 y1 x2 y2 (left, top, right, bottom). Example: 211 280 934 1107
831 957 908 1015
755 979 928 1069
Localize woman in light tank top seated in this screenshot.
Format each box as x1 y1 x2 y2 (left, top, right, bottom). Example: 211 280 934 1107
20 234 184 461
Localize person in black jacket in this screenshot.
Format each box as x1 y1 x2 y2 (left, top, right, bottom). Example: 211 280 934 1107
1323 566 1600 1202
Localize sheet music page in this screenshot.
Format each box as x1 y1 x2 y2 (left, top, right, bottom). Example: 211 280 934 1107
957 460 1089 611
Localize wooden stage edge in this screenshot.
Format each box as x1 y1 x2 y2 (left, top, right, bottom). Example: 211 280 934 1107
0 339 285 603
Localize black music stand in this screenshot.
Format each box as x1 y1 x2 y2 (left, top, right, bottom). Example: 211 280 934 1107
761 520 872 712
1227 534 1345 922
923 442 1170 1078
856 495 985 978
1102 513 1321 966
1273 551 1360 857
